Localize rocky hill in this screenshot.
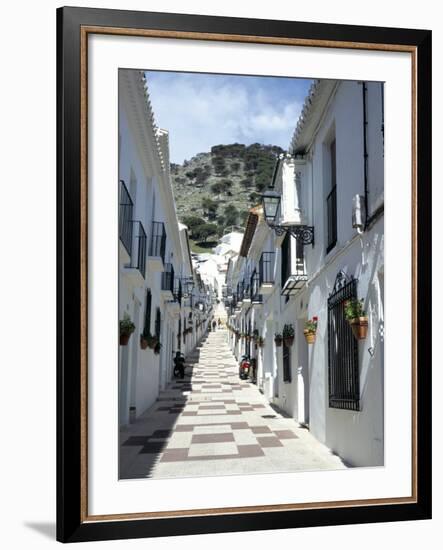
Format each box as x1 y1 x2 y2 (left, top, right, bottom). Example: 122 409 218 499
171 143 284 243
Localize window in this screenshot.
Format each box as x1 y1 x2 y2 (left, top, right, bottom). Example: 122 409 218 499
295 238 304 274
154 307 161 339
328 276 360 410
283 344 292 382
326 139 337 253
143 289 152 335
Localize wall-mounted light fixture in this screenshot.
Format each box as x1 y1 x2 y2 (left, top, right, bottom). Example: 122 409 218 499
261 189 315 245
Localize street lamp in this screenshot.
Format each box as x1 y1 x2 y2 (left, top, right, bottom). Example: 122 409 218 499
262 189 281 224
261 188 315 246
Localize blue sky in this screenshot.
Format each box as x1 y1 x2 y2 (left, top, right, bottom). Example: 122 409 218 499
144 71 312 164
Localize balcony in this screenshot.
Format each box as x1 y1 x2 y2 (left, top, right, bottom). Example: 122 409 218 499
161 263 174 300
236 281 244 304
147 221 166 272
281 252 308 296
119 180 133 262
250 270 263 305
123 221 147 283
259 252 275 294
242 279 251 305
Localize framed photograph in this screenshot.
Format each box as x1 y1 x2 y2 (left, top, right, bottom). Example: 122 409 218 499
57 6 432 543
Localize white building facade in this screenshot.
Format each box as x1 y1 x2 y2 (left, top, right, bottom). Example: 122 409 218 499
118 70 212 428
226 80 384 467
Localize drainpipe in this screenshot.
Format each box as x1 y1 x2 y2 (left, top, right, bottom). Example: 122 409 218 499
362 82 369 231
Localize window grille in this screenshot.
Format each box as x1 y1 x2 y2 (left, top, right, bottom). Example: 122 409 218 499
154 307 161 339
143 289 152 335
283 344 292 382
328 272 360 410
326 140 337 253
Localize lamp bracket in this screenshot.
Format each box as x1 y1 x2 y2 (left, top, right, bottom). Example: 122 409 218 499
269 224 315 246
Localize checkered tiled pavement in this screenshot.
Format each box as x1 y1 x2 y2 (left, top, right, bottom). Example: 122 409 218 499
119 328 346 479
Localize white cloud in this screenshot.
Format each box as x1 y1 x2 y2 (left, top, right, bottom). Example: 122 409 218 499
145 73 307 163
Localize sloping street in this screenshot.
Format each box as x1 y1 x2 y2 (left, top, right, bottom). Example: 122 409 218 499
119 326 346 479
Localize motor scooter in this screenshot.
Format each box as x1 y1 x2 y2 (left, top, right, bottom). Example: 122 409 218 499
238 355 251 380
173 351 186 379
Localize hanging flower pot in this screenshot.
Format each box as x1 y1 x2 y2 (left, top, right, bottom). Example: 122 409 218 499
304 330 316 344
274 334 283 347
120 333 131 346
349 317 369 340
282 324 295 347
140 335 149 350
304 317 318 344
344 298 368 340
154 341 162 355
120 313 135 346
283 336 294 347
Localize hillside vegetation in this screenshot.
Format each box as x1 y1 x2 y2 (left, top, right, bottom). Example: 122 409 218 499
171 143 284 243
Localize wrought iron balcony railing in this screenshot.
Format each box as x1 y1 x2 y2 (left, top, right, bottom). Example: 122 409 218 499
128 221 147 278
149 221 166 262
119 180 133 256
259 252 275 286
161 263 174 293
250 270 263 304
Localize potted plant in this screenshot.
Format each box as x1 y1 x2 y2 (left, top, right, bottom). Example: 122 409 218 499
120 313 135 345
283 324 295 346
274 333 283 347
154 341 162 355
146 333 159 350
304 317 318 344
140 329 149 350
344 298 368 340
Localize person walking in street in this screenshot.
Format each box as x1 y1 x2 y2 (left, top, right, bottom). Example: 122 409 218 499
212 319 217 332
218 318 221 328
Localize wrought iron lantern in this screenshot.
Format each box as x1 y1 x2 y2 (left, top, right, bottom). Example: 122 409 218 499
262 189 281 224
261 188 315 246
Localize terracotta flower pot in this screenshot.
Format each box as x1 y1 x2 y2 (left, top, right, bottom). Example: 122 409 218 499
283 336 294 347
304 330 316 344
120 333 131 346
349 317 369 340
140 336 149 350
274 338 283 347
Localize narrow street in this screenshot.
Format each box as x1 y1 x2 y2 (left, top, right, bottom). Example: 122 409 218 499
120 327 346 479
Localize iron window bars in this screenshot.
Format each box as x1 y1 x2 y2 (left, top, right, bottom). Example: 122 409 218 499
143 289 152 335
326 184 337 253
327 271 360 411
283 344 292 382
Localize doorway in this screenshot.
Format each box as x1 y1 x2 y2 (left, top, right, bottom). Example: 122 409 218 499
297 317 310 427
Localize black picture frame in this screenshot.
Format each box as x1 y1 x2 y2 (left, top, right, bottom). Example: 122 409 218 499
57 6 432 543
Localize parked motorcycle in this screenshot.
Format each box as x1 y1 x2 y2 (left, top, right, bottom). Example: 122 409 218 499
173 351 186 379
239 355 251 380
